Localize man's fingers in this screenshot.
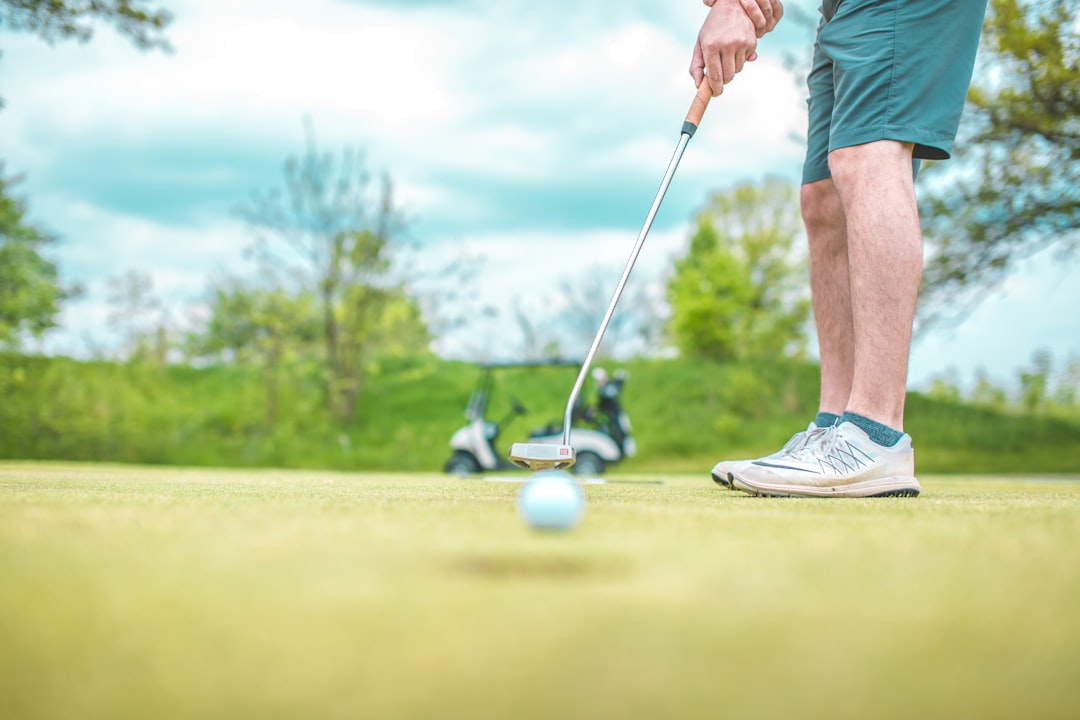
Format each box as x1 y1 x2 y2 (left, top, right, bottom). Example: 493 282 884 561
700 39 756 91
759 0 783 33
769 0 784 31
707 0 783 35
757 0 775 30
703 52 725 97
695 0 763 95
690 43 706 87
720 44 738 85
735 0 784 36
739 0 768 36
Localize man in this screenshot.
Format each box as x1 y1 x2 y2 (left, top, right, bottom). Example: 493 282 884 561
692 0 988 497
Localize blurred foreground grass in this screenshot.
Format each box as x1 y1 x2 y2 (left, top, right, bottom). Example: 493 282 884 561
2 463 1079 720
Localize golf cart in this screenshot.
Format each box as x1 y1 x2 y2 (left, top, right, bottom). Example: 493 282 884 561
444 361 636 476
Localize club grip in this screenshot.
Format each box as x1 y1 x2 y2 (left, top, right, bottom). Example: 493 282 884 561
682 78 714 136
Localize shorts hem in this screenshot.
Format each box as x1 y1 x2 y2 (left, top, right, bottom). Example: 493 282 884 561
830 125 954 160
802 163 833 185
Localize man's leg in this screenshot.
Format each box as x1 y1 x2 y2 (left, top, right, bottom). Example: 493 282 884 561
709 179 850 490
801 178 852 421
727 0 985 498
827 140 922 431
727 141 923 498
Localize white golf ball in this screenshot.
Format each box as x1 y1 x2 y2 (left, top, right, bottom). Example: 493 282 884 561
517 470 585 531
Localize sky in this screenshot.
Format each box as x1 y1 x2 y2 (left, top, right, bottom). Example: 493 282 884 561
1 0 1078 393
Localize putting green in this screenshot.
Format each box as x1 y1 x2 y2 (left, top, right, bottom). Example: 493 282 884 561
2 463 1078 719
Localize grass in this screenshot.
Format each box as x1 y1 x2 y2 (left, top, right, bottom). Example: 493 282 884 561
2 462 1080 720
5 353 1080 473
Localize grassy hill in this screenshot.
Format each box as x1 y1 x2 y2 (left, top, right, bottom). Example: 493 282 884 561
1 353 1078 474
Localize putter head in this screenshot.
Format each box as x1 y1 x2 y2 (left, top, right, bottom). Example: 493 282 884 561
509 442 576 471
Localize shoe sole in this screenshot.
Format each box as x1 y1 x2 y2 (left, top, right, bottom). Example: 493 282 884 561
730 474 921 498
710 470 734 489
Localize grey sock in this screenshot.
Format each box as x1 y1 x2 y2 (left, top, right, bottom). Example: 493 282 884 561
840 411 904 447
814 412 840 428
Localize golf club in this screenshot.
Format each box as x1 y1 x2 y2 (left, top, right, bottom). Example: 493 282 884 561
509 80 714 471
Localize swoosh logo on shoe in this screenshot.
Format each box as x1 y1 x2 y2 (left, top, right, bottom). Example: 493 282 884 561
751 461 820 474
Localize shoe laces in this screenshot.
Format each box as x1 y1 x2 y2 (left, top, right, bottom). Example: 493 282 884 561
777 425 833 459
784 425 836 461
801 425 878 474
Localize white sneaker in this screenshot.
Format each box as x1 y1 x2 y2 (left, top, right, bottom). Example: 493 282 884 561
729 421 921 498
711 422 823 489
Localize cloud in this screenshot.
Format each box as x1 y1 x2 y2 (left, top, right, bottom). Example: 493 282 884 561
408 224 689 360
2 0 1077 379
4 0 806 216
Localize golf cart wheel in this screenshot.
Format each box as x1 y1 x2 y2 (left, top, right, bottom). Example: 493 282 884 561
444 451 482 476
572 451 605 477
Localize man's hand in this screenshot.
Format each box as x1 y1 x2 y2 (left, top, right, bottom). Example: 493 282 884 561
705 0 784 38
690 0 759 96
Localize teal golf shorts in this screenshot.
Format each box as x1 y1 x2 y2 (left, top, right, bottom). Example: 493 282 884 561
802 0 989 184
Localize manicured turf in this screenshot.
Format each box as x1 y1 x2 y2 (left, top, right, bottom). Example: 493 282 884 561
2 463 1079 719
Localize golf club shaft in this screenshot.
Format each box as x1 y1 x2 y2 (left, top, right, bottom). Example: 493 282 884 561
561 82 713 446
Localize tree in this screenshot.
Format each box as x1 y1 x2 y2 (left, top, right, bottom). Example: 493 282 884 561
1 0 172 50
554 268 662 359
0 168 79 348
1 2 171 344
666 178 811 361
191 279 319 426
1018 347 1054 413
970 368 1009 411
238 125 429 423
927 368 963 404
1052 353 1080 410
105 268 175 363
511 298 563 363
363 286 430 359
918 0 1079 326
1 0 172 107
505 270 659 362
190 276 428 426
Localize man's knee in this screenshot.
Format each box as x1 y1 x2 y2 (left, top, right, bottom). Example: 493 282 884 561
800 179 843 236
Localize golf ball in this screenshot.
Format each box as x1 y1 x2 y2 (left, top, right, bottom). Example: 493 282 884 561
518 470 585 531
